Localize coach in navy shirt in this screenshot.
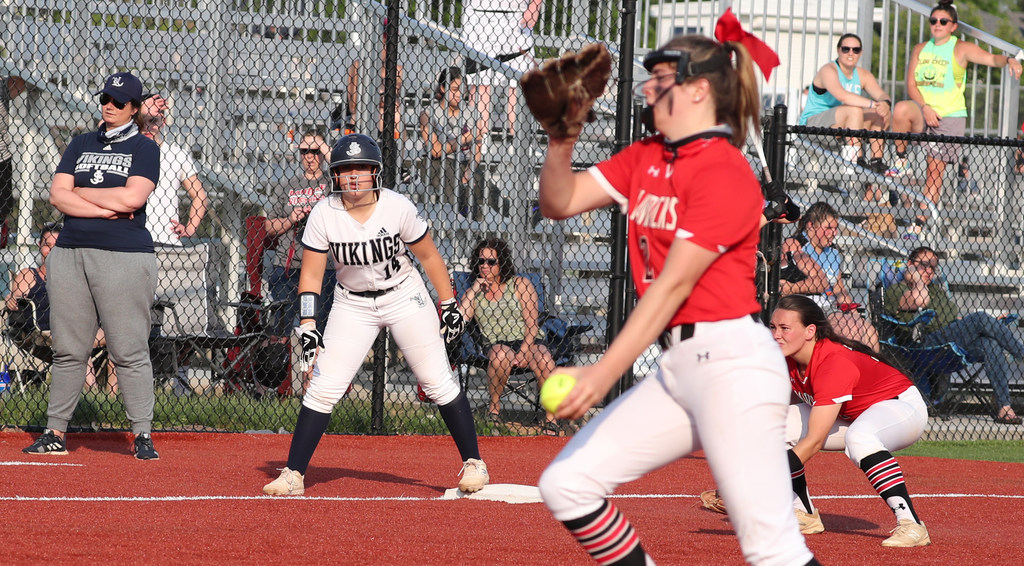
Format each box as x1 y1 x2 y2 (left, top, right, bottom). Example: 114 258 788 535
23 71 162 460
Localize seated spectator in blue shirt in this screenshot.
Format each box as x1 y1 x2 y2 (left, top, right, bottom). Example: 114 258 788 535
4 222 114 393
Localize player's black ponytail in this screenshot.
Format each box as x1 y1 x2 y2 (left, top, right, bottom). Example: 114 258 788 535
775 295 902 368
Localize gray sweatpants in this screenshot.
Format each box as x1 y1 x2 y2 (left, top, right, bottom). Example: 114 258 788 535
46 247 158 434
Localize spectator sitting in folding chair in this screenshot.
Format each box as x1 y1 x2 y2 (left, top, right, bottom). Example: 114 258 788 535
782 201 880 352
458 237 560 434
883 246 1024 424
4 222 114 393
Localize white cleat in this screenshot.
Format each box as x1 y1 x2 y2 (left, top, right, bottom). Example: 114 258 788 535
457 458 490 493
881 519 930 547
263 467 305 496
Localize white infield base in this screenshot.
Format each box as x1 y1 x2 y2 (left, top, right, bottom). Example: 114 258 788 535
441 483 543 504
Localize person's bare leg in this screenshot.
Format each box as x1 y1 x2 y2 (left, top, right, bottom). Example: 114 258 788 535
924 156 946 205
487 345 514 416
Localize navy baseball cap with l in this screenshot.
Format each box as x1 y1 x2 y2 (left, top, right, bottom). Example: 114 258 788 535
96 71 143 105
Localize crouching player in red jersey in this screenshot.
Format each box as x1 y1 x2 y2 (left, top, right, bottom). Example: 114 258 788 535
530 18 819 566
704 294 931 548
770 294 930 546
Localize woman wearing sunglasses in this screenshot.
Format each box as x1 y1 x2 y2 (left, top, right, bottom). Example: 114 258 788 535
22 71 161 459
458 237 559 433
799 33 892 175
264 131 336 337
890 0 1023 210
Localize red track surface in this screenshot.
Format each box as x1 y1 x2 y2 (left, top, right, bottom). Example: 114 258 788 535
1 431 1021 565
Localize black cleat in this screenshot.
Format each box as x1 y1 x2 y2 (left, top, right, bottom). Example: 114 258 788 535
133 432 160 460
23 429 68 455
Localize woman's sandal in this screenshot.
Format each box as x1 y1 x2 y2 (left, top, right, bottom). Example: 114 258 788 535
542 420 561 436
994 412 1023 425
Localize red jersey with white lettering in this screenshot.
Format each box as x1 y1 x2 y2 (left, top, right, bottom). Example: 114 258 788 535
590 131 762 326
788 338 914 420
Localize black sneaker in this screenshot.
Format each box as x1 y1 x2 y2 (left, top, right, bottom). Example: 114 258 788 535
133 433 160 460
23 429 68 455
868 157 889 174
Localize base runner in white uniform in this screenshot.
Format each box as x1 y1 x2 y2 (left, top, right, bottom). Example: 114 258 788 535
531 23 818 566
263 133 489 495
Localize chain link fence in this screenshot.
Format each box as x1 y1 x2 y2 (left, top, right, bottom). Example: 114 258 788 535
0 0 626 436
1 1 1022 441
771 117 1024 441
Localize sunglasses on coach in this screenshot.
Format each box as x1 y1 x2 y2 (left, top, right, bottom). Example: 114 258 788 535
839 46 862 54
929 17 953 25
297 147 322 156
478 258 498 266
98 93 128 109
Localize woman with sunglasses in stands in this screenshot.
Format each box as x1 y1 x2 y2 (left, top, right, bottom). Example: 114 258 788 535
889 0 1023 219
22 72 161 460
458 237 560 433
884 246 1024 425
264 131 336 338
799 33 893 174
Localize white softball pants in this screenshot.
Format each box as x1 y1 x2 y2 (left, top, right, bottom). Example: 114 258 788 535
302 271 462 413
784 386 928 466
539 316 813 566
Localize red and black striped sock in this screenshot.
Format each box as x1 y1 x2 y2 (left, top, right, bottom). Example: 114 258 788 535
562 500 648 565
788 449 814 513
860 450 920 523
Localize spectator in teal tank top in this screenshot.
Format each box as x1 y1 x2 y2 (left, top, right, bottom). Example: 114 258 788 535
459 237 560 434
799 34 892 174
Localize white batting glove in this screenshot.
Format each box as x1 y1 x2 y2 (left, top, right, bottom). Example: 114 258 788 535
295 321 324 372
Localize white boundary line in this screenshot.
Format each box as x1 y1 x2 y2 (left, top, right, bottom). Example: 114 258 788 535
2 493 1022 503
0 461 84 467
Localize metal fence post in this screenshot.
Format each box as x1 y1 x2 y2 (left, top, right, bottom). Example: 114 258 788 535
759 104 789 321
604 0 638 403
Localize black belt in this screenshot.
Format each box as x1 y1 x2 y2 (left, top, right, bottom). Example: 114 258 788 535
657 315 760 349
342 285 399 298
658 324 695 349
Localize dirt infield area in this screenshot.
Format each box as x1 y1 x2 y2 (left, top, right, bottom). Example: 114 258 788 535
1 431 1022 564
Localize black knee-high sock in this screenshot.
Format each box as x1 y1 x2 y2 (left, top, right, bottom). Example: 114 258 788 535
860 450 920 523
562 500 648 565
437 391 480 461
286 405 331 475
788 449 815 513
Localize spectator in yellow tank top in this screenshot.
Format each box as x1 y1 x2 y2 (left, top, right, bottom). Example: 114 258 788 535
889 0 1022 234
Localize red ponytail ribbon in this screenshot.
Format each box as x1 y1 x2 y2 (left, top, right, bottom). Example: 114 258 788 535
714 8 780 80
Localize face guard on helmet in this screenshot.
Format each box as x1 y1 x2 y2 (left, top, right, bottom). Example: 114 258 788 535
329 133 383 192
637 47 731 134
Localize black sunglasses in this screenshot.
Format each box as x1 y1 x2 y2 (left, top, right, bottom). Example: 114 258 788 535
297 147 322 156
929 17 953 25
98 93 128 109
478 258 498 266
839 46 862 54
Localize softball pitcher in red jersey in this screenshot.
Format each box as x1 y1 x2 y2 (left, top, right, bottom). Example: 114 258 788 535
533 30 818 566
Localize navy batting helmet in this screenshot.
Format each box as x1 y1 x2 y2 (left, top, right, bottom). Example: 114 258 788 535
329 133 383 189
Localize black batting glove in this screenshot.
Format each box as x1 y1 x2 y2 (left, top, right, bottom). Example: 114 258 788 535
439 298 466 345
296 321 324 372
762 179 801 222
